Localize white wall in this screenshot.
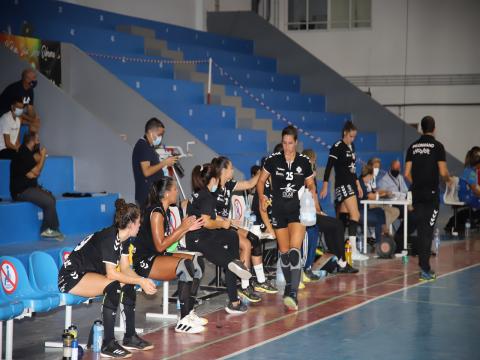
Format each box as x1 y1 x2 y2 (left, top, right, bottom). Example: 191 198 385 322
279 0 480 76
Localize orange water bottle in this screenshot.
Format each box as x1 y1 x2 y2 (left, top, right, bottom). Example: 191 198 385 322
345 240 352 266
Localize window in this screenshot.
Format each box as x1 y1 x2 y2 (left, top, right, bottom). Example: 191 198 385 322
288 0 371 31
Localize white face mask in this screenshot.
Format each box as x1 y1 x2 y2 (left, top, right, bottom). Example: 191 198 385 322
153 135 162 146
373 167 380 177
13 107 23 117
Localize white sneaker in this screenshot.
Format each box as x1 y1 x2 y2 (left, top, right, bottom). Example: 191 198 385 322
352 252 369 261
187 310 208 326
175 316 205 333
227 259 252 280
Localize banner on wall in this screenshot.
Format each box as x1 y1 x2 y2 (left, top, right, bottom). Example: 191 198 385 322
0 34 61 86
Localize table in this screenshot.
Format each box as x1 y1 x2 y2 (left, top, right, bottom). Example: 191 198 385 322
360 199 411 255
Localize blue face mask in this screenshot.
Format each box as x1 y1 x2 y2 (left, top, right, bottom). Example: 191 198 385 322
211 184 218 193
153 135 162 146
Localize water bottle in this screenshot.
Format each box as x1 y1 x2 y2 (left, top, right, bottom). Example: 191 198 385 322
300 189 316 226
345 240 352 266
68 325 78 360
92 320 103 353
62 331 74 360
465 220 471 238
433 228 440 255
176 298 181 312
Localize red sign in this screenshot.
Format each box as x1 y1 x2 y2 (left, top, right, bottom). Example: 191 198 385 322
1 260 18 295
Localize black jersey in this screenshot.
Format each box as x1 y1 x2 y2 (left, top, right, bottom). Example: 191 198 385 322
186 188 216 239
324 140 358 186
263 151 313 205
214 180 237 218
406 134 446 203
134 205 171 257
66 226 129 274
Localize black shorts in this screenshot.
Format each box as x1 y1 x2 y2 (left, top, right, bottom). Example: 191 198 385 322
58 264 86 294
132 253 170 278
271 201 300 229
335 183 357 204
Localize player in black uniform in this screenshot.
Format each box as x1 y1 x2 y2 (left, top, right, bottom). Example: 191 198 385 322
133 177 207 333
257 126 320 311
320 121 368 261
185 163 252 314
58 199 156 359
404 116 451 281
212 156 278 302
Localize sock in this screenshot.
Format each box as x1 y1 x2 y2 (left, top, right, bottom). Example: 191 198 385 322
177 281 192 319
253 264 266 283
349 236 357 254
123 304 136 338
102 307 116 344
241 279 250 289
338 259 347 268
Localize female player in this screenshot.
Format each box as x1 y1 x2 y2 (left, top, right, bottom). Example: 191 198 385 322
257 125 320 311
132 177 207 333
58 199 156 358
320 121 368 261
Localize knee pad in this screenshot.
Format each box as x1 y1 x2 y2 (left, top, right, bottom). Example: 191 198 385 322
280 251 290 267
246 231 261 249
288 248 301 269
348 221 359 237
252 242 263 257
192 255 204 279
121 284 136 307
102 280 121 311
176 258 195 282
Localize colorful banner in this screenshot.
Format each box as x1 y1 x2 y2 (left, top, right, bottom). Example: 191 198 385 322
0 34 61 86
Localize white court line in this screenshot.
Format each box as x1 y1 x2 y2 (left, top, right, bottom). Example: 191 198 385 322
220 262 480 359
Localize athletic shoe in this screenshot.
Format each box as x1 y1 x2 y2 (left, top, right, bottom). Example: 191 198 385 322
303 269 321 282
313 253 335 271
227 259 252 280
101 339 132 358
315 248 324 256
298 281 305 290
253 280 278 294
419 270 437 282
175 316 205 333
337 263 359 274
283 294 298 311
122 334 154 351
225 301 248 314
187 310 208 326
238 285 262 303
40 228 59 238
352 252 369 261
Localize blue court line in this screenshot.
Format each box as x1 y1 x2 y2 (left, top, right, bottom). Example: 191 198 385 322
226 264 480 360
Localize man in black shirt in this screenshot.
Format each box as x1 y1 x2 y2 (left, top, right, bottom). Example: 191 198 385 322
405 116 451 282
10 132 63 239
131 118 178 208
0 69 40 132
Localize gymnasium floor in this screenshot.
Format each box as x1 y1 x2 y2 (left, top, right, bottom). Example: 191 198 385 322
7 234 479 359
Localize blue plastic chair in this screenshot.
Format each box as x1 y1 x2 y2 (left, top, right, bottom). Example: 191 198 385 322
0 286 25 360
29 251 87 306
0 256 60 313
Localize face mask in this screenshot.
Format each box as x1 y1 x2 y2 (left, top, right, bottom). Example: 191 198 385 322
211 184 218 193
373 168 380 177
390 170 400 178
153 135 162 146
13 107 23 117
30 80 38 88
